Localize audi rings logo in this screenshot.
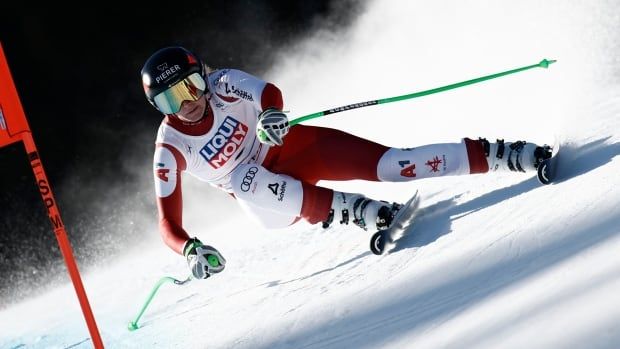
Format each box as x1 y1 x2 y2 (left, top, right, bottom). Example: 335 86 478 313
240 167 259 192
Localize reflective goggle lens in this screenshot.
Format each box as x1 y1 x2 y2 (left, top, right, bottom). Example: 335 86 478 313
153 73 206 114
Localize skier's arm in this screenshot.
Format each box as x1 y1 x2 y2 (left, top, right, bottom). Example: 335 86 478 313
153 144 189 254
210 69 288 146
154 144 228 278
252 73 289 146
257 83 288 146
261 81 283 111
209 69 283 111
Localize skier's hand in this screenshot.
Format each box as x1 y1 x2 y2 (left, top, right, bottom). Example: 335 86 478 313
183 237 226 279
257 108 289 146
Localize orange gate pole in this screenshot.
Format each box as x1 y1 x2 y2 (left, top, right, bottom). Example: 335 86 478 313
0 42 104 348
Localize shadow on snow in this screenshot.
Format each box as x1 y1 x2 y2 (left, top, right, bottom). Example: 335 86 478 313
253 137 620 349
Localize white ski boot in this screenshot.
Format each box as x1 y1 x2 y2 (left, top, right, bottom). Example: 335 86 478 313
479 138 552 173
322 191 401 231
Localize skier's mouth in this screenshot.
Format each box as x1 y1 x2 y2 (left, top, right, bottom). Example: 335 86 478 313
187 105 199 115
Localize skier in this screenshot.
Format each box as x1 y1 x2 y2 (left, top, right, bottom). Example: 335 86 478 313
141 46 551 279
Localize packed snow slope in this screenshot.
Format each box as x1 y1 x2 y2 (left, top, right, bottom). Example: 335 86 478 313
2 0 620 348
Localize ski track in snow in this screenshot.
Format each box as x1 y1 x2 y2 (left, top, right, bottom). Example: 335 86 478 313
2 0 620 348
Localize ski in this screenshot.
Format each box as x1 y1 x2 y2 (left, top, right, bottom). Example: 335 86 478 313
537 142 561 185
370 191 421 255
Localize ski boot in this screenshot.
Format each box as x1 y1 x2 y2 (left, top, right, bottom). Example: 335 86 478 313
322 192 401 232
479 138 552 173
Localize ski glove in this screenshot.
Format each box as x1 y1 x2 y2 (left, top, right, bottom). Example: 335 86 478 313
256 108 289 146
183 237 226 279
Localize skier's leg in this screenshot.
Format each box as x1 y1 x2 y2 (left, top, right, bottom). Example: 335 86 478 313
235 199 299 229
263 125 550 183
230 164 332 228
261 125 389 184
377 138 552 180
376 138 485 181
256 126 551 231
230 164 395 230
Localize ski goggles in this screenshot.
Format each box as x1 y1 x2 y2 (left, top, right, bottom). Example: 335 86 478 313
153 73 206 114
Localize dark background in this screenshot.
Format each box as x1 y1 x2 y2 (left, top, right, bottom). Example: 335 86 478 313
0 1 363 308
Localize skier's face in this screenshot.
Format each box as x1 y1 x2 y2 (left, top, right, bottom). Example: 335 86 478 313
152 72 206 115
175 96 207 123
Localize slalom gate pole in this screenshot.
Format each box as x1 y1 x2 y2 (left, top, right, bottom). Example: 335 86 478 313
0 43 104 348
128 275 192 331
289 58 556 126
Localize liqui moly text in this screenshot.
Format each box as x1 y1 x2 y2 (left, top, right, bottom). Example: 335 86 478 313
200 116 248 168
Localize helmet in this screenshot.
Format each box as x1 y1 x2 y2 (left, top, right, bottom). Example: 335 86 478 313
141 46 207 114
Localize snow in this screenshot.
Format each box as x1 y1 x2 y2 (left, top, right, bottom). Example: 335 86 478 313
2 0 620 348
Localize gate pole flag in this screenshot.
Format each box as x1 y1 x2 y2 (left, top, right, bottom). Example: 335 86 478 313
0 43 104 348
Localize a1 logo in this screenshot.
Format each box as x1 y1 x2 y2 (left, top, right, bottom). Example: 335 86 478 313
399 160 416 178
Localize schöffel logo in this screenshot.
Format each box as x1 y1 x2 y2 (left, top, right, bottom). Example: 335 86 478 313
224 83 253 101
268 181 287 201
200 116 248 168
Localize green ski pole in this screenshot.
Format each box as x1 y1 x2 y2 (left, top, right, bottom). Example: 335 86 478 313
128 275 192 331
289 58 556 126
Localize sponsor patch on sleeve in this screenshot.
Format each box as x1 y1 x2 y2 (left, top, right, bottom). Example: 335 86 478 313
154 147 178 197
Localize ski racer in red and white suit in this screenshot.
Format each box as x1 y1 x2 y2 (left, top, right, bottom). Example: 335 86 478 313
143 46 549 279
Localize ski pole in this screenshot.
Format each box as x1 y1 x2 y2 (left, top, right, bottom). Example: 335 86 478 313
128 275 192 331
289 58 556 126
